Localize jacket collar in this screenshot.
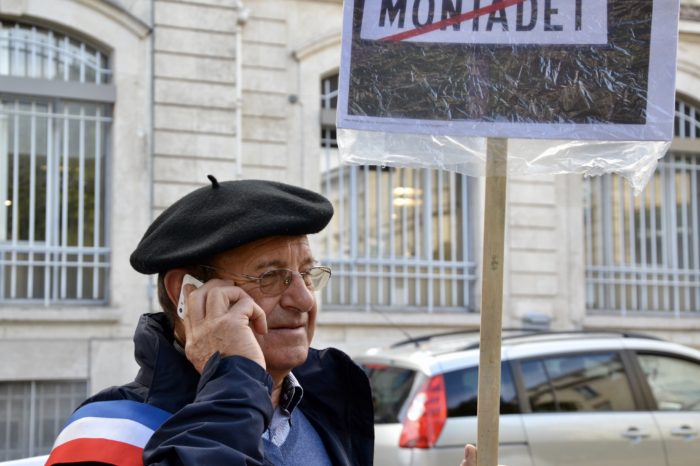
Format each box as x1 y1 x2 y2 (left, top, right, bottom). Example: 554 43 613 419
133 313 200 413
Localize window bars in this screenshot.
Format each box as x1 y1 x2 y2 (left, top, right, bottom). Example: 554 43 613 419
0 380 87 460
0 20 112 305
584 99 700 315
0 99 111 305
319 75 476 312
0 21 111 84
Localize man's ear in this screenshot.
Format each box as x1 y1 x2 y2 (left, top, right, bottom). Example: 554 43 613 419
163 269 189 309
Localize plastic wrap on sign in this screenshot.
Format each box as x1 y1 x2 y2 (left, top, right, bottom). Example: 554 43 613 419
338 131 671 194
336 0 680 194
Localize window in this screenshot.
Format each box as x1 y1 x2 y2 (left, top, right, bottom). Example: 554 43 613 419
320 74 338 149
637 353 700 411
0 380 86 461
0 21 110 83
584 97 700 315
362 364 417 423
520 352 635 412
0 20 112 305
320 74 476 311
443 363 519 417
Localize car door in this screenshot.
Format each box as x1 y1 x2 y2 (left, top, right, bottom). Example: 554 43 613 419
516 351 666 466
635 352 700 466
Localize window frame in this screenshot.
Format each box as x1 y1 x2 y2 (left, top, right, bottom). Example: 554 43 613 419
0 379 87 461
0 19 113 306
319 74 477 312
583 97 700 316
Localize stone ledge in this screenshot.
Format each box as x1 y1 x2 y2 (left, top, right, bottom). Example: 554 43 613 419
583 314 700 331
0 308 122 322
318 310 481 328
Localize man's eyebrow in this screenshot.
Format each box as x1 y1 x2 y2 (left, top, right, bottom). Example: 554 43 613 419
253 257 316 271
253 260 285 271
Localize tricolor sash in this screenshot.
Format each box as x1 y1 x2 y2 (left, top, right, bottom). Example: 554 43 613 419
46 400 171 466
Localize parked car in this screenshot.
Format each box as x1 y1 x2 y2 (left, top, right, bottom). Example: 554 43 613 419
355 329 700 466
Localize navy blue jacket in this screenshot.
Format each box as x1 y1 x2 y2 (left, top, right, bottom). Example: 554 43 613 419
86 313 375 465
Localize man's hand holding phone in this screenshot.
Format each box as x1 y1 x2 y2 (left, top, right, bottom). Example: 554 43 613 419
177 274 268 374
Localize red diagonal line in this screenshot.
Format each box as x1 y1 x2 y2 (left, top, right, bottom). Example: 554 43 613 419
379 0 528 42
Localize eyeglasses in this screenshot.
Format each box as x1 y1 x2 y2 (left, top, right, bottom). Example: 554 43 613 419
199 265 332 296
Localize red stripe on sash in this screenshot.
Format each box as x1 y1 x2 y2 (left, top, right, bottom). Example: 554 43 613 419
46 437 143 466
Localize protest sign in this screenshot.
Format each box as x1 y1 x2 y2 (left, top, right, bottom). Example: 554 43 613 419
338 0 679 141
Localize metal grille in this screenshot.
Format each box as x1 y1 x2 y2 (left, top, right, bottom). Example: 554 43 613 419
0 20 111 83
320 74 338 148
0 98 111 304
584 99 700 315
675 99 700 138
319 76 476 312
0 380 86 460
320 74 338 112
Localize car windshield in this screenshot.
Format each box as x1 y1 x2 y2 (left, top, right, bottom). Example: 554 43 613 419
361 364 417 423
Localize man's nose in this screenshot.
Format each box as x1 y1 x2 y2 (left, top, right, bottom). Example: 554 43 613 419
281 273 315 311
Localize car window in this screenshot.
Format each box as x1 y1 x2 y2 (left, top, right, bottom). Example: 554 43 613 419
362 364 417 423
637 353 700 411
442 362 520 417
521 358 557 412
521 352 635 412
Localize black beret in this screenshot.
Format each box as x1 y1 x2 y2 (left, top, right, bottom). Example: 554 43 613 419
130 176 334 274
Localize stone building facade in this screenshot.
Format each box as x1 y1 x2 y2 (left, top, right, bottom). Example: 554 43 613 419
0 0 698 459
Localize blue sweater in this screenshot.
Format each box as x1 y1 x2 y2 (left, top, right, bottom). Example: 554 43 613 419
263 408 333 466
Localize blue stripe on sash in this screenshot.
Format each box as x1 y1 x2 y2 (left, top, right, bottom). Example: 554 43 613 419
64 400 171 431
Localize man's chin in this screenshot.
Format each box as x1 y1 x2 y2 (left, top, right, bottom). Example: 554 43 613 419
265 346 310 373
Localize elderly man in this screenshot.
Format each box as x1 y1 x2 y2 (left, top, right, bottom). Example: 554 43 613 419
47 177 372 465
46 176 479 466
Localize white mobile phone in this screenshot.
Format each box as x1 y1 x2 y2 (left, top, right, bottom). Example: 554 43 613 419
177 274 204 320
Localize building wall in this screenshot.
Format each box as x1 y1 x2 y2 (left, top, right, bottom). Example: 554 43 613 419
152 0 242 212
0 0 699 399
505 172 585 330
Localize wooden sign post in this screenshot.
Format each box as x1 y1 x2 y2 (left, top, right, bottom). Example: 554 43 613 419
476 138 508 466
